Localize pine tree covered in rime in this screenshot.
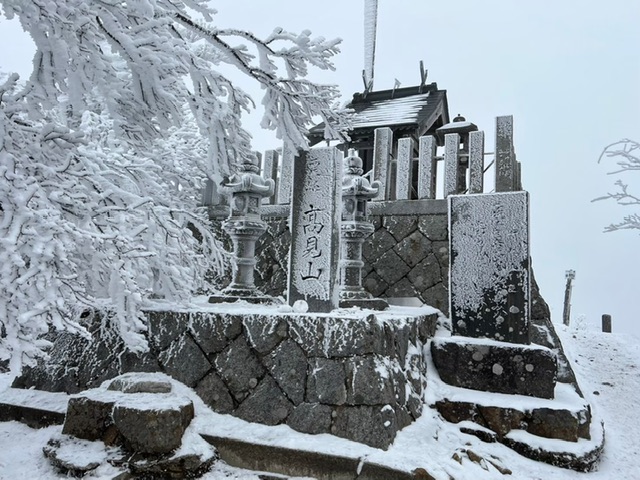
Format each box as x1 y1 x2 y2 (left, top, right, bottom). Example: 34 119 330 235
0 0 349 372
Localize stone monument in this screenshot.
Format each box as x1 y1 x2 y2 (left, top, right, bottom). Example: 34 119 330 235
432 191 557 399
287 148 342 312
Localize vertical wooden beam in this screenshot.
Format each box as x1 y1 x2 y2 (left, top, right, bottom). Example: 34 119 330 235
261 150 279 204
495 115 514 192
468 131 485 194
372 127 393 201
395 137 413 200
418 135 437 199
277 142 295 204
444 133 460 197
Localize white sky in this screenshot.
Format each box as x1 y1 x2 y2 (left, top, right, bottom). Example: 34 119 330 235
1 1 638 334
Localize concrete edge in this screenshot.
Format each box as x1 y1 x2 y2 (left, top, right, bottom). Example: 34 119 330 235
201 434 432 480
0 401 66 428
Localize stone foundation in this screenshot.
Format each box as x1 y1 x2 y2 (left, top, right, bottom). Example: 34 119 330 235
430 337 557 399
15 306 438 450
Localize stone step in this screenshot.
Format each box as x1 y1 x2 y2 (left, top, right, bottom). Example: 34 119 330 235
201 434 433 480
0 388 435 480
0 387 68 428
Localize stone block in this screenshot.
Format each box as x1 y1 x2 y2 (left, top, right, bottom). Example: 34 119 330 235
62 393 117 442
418 214 448 241
478 405 526 437
332 405 397 450
189 312 242 355
345 356 396 406
289 315 385 359
147 311 189 351
108 376 172 394
431 338 557 398
394 231 432 268
112 395 194 454
363 271 389 298
306 358 347 405
422 283 448 314
158 334 211 387
243 315 288 354
214 336 266 400
383 215 418 242
363 227 396 260
265 339 307 405
234 375 293 426
287 403 332 435
407 254 442 292
196 371 235 414
374 249 410 285
527 407 579 442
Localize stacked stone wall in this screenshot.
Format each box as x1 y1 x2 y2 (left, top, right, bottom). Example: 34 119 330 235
16 309 438 450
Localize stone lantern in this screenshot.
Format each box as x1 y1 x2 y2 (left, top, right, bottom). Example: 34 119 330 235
209 154 277 304
339 149 388 310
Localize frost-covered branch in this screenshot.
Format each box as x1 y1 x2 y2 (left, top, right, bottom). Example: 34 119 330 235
593 139 640 234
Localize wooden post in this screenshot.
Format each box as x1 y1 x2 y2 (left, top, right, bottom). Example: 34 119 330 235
418 135 437 199
562 270 575 326
602 314 612 333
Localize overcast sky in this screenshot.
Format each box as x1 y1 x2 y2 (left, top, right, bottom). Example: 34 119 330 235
1 1 638 334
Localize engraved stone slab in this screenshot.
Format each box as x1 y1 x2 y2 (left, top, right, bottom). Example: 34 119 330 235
287 148 342 312
395 137 413 200
495 115 515 192
372 127 392 201
277 143 295 204
449 191 530 343
444 133 460 197
261 150 279 205
418 135 437 199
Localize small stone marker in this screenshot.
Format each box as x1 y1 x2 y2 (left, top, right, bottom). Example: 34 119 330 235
449 191 531 344
287 148 342 312
372 127 393 200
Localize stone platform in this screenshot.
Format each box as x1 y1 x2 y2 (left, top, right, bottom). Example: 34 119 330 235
14 303 438 450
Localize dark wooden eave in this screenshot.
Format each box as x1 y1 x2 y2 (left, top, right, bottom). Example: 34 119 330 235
308 83 450 146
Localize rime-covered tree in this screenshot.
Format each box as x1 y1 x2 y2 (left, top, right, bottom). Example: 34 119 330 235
594 139 640 233
0 0 349 373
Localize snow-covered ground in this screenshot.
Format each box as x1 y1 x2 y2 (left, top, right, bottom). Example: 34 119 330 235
0 325 638 480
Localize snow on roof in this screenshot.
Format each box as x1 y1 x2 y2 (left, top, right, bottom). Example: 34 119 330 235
349 92 432 129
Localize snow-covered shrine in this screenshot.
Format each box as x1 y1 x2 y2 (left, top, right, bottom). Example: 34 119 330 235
6 77 604 477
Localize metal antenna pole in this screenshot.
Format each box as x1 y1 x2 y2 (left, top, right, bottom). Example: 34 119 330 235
562 270 575 326
363 0 378 93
